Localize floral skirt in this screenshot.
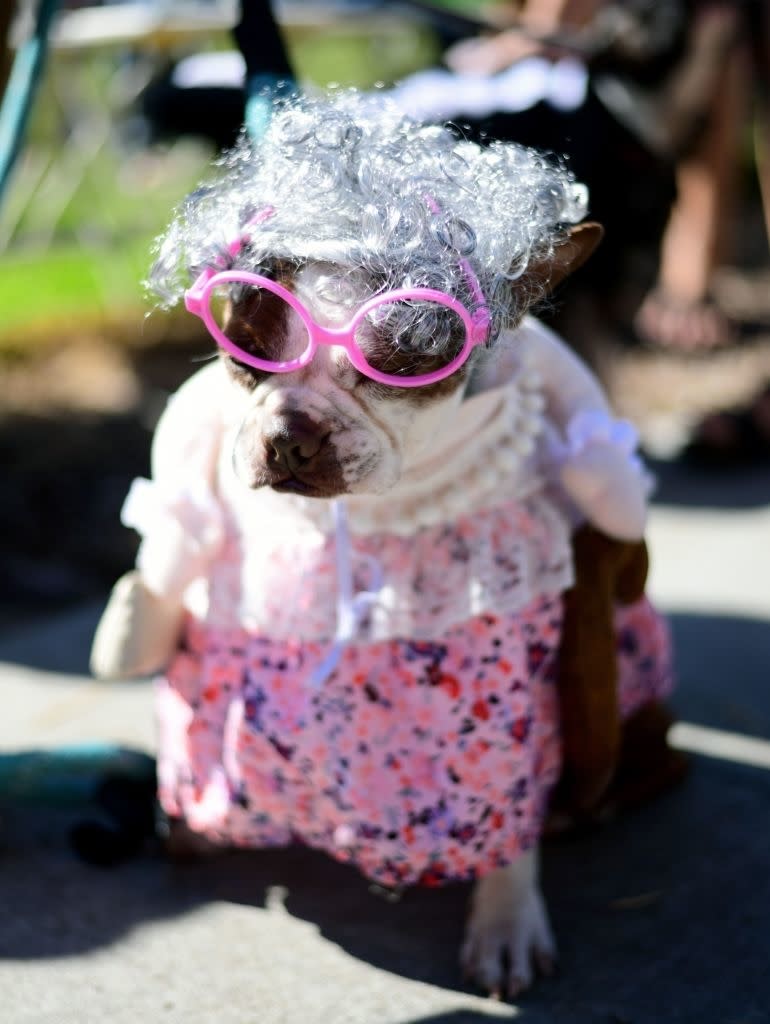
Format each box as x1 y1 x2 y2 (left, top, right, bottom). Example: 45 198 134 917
156 595 673 888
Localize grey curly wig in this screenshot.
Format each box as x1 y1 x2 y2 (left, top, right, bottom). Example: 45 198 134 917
148 89 588 345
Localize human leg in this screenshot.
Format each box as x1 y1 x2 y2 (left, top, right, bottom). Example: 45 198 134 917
634 3 750 351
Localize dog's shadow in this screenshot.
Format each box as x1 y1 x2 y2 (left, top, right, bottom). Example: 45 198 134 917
3 734 768 1022
185 750 769 1021
171 843 471 987
162 609 770 1019
3 751 766 1022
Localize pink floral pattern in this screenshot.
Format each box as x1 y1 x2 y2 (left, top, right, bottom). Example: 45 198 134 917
156 595 673 888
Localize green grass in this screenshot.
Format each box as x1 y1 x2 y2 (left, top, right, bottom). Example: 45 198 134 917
0 139 208 349
0 239 148 335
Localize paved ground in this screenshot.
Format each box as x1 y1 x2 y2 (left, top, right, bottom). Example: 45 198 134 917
1 459 769 1024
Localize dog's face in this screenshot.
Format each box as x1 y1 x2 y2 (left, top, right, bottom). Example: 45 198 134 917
221 262 474 498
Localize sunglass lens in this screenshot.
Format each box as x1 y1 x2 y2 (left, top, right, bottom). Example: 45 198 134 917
210 283 309 364
354 299 467 379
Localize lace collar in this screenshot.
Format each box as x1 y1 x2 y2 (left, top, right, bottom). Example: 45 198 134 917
281 368 546 537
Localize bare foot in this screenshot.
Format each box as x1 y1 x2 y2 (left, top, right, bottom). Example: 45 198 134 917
633 290 735 353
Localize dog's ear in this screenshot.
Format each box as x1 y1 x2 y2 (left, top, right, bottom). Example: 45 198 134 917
522 221 604 296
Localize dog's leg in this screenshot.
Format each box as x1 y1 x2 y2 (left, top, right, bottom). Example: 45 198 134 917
460 848 556 999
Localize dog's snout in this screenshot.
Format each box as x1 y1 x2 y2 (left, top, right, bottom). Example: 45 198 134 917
265 412 327 473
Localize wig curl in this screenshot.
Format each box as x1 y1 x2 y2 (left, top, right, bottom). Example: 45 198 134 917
148 89 589 345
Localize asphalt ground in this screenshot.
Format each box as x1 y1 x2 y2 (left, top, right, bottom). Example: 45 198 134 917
1 458 769 1024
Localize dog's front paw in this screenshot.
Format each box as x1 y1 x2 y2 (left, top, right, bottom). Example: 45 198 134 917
460 851 557 999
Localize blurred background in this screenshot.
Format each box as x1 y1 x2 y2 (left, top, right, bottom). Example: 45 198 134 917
1 0 769 615
1 9 770 1017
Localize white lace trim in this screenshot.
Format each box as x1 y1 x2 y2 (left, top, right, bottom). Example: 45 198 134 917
199 486 574 642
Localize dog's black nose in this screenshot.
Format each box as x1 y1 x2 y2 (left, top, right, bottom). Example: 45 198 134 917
264 412 326 474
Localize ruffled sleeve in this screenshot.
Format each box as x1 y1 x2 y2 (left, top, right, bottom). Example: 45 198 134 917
504 317 653 541
550 408 653 541
122 476 225 600
121 363 228 600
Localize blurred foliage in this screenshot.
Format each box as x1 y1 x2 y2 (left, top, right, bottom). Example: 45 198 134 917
0 8 444 352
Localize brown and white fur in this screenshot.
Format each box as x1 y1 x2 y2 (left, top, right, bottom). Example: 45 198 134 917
93 221 671 999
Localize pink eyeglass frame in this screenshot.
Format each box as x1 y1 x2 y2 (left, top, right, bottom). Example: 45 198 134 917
183 207 492 388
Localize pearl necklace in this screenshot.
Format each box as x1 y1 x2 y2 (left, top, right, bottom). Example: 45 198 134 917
292 371 546 537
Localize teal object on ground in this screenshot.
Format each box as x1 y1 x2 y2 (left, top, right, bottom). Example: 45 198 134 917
0 744 156 806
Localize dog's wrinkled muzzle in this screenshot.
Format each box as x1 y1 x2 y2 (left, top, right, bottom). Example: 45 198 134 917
232 406 350 496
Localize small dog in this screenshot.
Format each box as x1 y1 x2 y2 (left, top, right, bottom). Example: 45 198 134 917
92 94 674 998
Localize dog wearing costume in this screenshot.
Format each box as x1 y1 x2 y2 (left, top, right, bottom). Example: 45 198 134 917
92 93 680 998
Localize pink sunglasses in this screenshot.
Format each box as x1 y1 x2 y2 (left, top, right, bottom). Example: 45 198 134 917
184 206 491 388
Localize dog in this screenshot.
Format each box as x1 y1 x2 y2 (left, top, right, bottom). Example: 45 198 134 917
91 93 675 998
